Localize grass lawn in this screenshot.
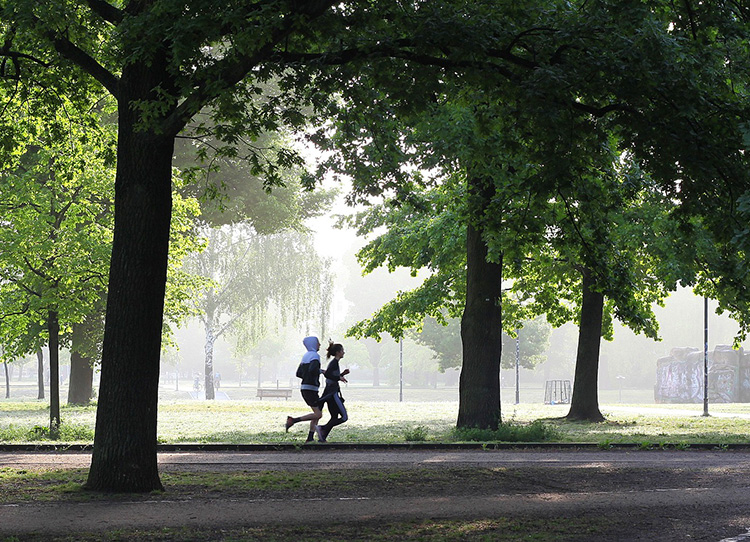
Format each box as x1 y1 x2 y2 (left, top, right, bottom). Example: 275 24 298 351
1 383 749 445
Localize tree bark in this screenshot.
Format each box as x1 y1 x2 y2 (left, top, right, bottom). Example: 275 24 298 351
48 311 61 436
204 325 216 400
36 348 44 400
86 62 174 492
68 321 95 405
566 267 605 422
456 176 503 430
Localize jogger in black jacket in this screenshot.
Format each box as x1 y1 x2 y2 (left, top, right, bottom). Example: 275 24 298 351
316 341 350 443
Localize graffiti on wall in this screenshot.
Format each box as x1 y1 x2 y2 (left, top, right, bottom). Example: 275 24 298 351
655 345 748 403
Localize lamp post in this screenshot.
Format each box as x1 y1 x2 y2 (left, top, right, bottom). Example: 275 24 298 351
399 338 403 403
514 331 520 405
703 296 710 417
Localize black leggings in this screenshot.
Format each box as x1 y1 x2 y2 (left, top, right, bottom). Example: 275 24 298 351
321 392 347 436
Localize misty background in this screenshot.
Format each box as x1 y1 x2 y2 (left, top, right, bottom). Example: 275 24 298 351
5 198 743 405
160 208 746 404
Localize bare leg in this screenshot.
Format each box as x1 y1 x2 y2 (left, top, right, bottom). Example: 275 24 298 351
286 406 322 432
308 406 322 429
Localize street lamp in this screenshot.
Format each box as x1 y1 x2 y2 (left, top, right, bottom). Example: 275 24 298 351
515 331 520 405
616 375 625 403
399 338 403 403
703 296 709 417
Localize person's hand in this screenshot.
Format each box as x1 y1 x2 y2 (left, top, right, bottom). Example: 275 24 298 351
341 368 350 376
340 376 348 383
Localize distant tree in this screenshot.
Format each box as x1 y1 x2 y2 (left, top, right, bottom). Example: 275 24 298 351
184 225 331 399
340 251 424 387
412 315 550 374
0 105 113 433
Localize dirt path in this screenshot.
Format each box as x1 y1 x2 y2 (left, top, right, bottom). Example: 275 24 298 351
3 449 750 541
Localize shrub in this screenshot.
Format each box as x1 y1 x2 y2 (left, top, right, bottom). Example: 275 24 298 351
452 420 558 443
403 426 428 442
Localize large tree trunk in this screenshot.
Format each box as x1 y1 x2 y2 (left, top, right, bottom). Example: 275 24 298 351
86 63 174 492
566 267 605 422
48 311 61 436
68 322 95 405
36 348 44 400
456 176 503 430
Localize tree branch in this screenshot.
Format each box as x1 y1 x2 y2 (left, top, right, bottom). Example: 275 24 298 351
10 275 44 298
84 0 124 25
47 32 119 97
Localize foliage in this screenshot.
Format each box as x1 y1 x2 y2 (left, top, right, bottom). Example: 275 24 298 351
0 100 115 360
310 0 750 343
161 184 208 347
173 109 337 230
409 315 551 372
0 102 204 359
403 425 429 442
184 225 332 351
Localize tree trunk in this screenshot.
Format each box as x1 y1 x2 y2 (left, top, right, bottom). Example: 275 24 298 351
86 63 174 492
457 218 503 430
364 339 381 387
204 325 216 400
456 172 503 430
566 267 605 422
4 361 9 399
37 348 45 399
48 310 61 436
68 322 95 405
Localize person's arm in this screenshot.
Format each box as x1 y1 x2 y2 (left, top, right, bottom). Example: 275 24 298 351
323 360 340 381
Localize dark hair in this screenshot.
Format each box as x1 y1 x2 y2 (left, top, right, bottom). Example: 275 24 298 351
326 341 343 359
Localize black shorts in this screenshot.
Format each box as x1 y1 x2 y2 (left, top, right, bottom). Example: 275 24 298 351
301 390 320 407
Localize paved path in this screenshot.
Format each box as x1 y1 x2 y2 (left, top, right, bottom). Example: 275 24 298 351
3 449 750 541
4 447 750 470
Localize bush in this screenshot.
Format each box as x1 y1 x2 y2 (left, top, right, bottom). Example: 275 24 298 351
452 420 559 443
403 426 429 442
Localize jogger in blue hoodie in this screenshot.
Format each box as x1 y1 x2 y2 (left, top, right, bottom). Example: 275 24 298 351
285 336 323 442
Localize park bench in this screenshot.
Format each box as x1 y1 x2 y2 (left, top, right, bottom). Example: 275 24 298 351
256 387 293 400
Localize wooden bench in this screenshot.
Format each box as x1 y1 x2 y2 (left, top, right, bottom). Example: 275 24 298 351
256 387 293 400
